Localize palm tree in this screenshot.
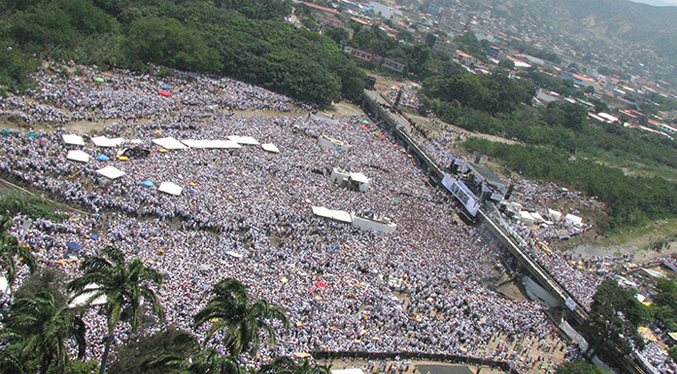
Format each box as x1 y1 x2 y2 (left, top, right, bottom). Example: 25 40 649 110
1 289 86 374
0 215 36 287
186 348 242 374
259 357 329 374
67 245 165 374
194 278 288 357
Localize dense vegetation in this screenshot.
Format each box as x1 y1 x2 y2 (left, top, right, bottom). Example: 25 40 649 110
0 191 67 222
0 0 365 105
464 138 677 230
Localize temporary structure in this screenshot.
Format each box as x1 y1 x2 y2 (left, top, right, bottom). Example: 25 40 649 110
96 166 126 180
62 134 85 146
66 150 90 163
152 137 188 150
158 182 183 196
261 143 280 153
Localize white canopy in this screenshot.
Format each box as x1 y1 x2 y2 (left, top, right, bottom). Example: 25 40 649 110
350 172 369 184
67 150 90 163
228 136 260 145
312 206 353 223
152 137 188 150
181 139 241 149
159 182 183 196
261 143 280 153
312 206 332 218
96 166 126 180
331 210 353 223
565 213 583 227
62 134 85 146
226 251 243 259
332 370 364 374
68 283 107 308
91 136 125 148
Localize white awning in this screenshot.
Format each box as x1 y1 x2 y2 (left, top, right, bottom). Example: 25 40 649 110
228 136 260 145
91 136 125 148
68 283 107 308
181 139 241 149
350 172 369 184
158 182 183 196
62 134 85 146
152 137 188 150
312 206 332 218
331 210 353 223
261 143 280 153
96 166 126 180
67 150 90 163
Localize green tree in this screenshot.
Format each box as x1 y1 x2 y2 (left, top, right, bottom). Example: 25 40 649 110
555 360 608 374
0 215 36 287
194 278 288 357
125 16 222 72
108 328 201 374
323 27 349 46
1 289 86 374
67 246 165 374
258 357 329 374
498 59 515 71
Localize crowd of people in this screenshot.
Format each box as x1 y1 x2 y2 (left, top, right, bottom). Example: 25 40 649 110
0 64 572 373
1 63 672 373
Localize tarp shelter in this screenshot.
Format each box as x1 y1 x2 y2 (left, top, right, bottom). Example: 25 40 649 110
62 134 85 146
228 136 260 145
311 206 353 223
96 166 126 180
91 136 125 148
68 283 107 308
94 77 104 82
66 242 82 251
181 139 241 149
565 213 583 227
0 276 8 295
66 150 90 163
152 137 188 150
159 182 183 196
261 143 280 153
142 181 155 188
96 155 110 161
226 251 243 258
158 90 172 97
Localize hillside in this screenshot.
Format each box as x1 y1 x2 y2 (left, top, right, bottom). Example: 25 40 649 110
461 0 677 82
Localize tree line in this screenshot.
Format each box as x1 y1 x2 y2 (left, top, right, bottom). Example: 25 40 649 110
0 0 365 106
0 216 319 374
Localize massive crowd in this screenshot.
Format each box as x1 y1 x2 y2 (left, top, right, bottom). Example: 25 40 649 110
0 64 672 373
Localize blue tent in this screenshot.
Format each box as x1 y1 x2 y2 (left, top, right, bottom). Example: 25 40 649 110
97 155 109 161
161 85 171 90
66 242 82 250
142 180 155 187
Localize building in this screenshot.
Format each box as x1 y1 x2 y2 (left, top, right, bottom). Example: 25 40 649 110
456 50 481 67
331 167 370 192
432 39 456 58
486 45 507 61
301 2 345 29
351 211 396 233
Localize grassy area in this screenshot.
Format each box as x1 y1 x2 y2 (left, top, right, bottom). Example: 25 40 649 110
0 191 67 221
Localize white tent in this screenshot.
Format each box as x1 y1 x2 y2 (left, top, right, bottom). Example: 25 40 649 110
91 136 125 148
261 143 280 153
159 182 183 196
548 208 562 221
565 213 583 227
96 166 126 180
226 251 243 259
67 150 90 163
312 206 332 218
350 172 369 184
331 210 353 223
62 134 85 146
68 283 107 308
181 139 241 149
0 276 9 295
228 136 260 145
518 211 536 226
152 137 188 150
